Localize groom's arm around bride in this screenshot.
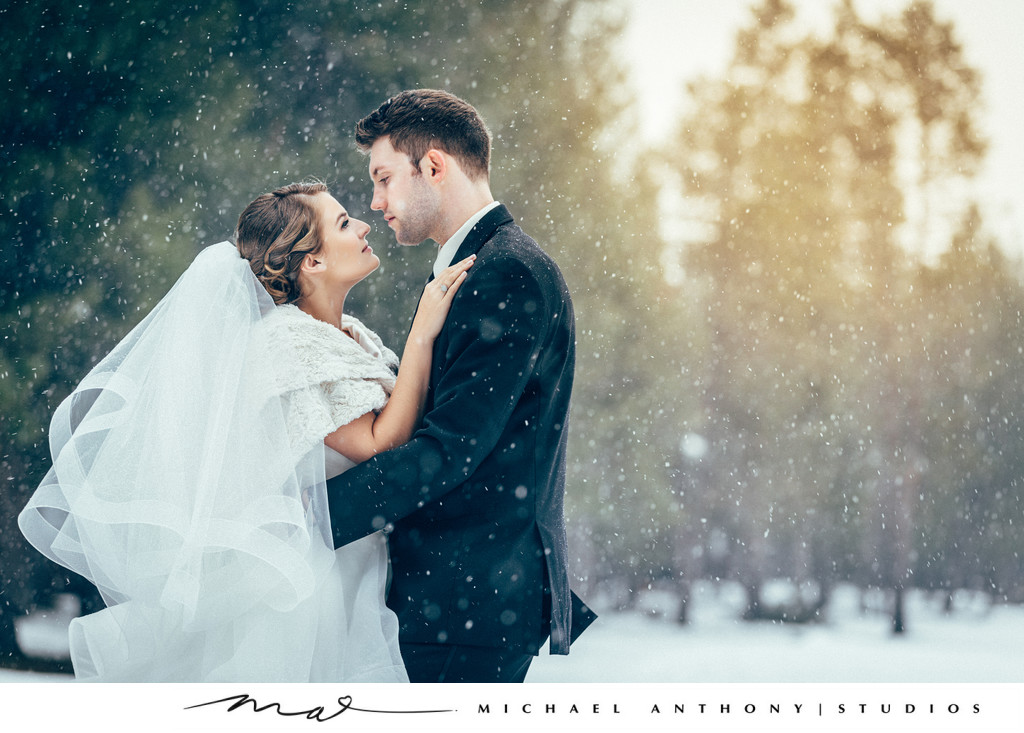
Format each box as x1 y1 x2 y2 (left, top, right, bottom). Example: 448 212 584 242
324 89 594 683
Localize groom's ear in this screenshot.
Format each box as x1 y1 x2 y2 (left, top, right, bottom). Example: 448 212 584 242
422 149 447 182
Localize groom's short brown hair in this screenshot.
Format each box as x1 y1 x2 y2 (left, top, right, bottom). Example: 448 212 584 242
355 89 491 181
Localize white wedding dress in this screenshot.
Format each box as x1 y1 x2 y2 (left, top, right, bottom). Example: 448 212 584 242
18 242 408 682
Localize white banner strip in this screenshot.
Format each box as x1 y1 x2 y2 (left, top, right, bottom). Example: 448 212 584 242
1 682 1021 732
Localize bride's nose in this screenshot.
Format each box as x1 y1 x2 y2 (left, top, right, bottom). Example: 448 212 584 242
356 218 371 237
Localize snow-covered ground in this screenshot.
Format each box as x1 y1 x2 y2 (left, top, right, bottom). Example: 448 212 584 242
529 581 1023 683
2 581 1021 683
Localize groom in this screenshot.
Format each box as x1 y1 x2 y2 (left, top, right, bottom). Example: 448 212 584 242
325 89 593 682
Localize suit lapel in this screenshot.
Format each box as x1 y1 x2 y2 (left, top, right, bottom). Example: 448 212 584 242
412 203 512 335
451 204 514 262
422 205 513 407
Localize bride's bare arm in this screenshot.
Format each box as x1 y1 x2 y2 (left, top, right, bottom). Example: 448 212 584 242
323 255 474 464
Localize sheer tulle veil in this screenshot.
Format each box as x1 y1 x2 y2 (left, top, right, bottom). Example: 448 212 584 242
18 241 339 680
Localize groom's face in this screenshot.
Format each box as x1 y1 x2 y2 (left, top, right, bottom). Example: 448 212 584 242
368 136 442 246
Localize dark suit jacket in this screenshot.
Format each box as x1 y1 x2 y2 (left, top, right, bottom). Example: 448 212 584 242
326 204 592 655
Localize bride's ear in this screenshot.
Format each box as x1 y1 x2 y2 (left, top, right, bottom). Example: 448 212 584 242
301 253 325 274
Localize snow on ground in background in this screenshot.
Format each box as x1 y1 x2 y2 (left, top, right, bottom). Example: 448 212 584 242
13 593 79 662
527 582 1024 683
0 669 68 683
2 582 1021 683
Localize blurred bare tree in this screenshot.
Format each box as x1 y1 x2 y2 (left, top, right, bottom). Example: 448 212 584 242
660 0 1021 631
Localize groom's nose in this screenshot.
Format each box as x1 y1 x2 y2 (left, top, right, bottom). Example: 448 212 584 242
370 187 385 211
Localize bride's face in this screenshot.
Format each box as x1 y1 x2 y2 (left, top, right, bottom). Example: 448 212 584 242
309 193 379 286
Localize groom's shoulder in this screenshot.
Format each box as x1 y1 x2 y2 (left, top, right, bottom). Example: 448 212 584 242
486 217 559 270
489 220 536 255
480 223 572 306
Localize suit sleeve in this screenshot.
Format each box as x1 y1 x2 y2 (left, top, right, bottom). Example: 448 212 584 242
325 254 551 548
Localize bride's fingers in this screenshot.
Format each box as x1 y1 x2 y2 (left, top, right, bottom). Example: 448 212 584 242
441 270 469 299
443 255 476 278
431 256 475 298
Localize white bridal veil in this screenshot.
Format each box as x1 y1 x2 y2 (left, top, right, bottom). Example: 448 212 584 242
18 242 339 681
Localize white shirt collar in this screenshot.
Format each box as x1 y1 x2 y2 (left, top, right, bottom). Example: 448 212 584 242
432 201 501 278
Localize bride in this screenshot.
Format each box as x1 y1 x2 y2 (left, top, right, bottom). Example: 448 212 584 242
17 181 473 682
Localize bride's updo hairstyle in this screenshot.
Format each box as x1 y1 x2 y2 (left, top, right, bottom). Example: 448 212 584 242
235 181 328 305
